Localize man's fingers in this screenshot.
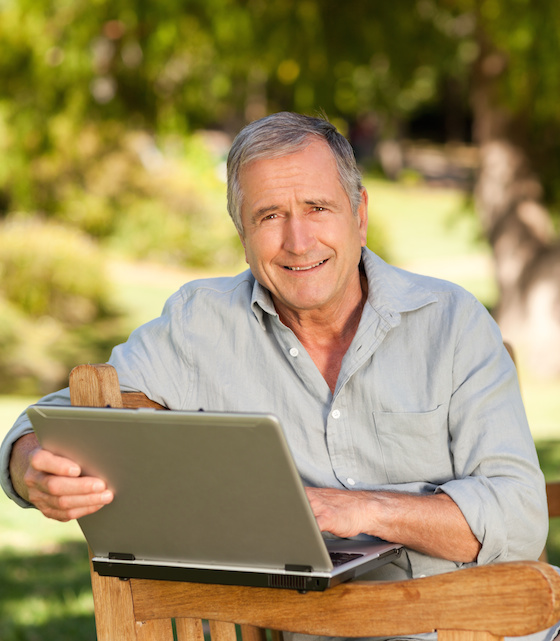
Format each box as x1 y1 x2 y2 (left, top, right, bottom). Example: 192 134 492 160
30 448 81 477
39 471 108 497
29 496 113 523
27 479 114 522
24 447 113 522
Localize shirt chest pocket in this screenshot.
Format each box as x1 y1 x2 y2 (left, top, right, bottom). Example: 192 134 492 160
372 405 453 484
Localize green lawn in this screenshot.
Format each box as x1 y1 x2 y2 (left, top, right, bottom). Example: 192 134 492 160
1 179 559 639
0 398 95 641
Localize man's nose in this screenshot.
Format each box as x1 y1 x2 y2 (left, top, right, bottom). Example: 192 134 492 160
282 215 316 254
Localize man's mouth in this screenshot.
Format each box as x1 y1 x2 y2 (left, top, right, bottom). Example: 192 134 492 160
284 259 327 272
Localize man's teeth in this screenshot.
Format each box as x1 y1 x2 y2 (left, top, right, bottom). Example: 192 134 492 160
286 260 326 271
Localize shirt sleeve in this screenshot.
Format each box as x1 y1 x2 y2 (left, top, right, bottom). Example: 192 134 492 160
0 388 72 507
438 297 548 564
107 288 192 409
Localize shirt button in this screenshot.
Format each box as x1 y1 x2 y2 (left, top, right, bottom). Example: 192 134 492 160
332 409 341 419
347 478 356 486
289 347 299 357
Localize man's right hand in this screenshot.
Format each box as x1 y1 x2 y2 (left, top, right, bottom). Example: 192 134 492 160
9 433 114 522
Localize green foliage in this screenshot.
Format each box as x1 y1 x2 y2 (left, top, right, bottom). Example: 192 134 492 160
106 132 243 269
0 217 127 394
1 0 560 390
1 0 559 219
536 440 560 566
0 217 113 323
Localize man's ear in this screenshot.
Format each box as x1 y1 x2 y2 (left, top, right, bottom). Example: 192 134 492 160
358 188 369 247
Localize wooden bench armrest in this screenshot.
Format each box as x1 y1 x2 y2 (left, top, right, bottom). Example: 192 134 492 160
124 560 560 639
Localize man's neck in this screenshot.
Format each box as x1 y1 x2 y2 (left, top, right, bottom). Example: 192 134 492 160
274 269 368 393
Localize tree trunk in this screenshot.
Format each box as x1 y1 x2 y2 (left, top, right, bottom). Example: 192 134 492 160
471 33 560 377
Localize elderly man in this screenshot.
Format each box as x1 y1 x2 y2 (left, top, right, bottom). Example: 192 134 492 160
0 113 550 601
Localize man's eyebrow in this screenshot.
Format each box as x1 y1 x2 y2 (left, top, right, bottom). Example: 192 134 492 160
250 198 337 224
304 198 337 208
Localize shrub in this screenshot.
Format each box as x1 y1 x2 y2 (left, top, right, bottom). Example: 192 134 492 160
0 217 126 394
0 216 115 324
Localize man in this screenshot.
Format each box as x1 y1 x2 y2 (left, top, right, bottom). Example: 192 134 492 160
0 112 550 590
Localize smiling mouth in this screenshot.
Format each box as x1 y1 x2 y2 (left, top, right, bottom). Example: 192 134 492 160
284 259 327 271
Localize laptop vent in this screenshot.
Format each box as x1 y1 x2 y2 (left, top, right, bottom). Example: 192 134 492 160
268 574 308 591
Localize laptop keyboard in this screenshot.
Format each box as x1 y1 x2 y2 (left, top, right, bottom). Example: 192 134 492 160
329 552 364 567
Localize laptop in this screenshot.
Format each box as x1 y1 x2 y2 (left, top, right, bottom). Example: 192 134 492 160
28 404 402 591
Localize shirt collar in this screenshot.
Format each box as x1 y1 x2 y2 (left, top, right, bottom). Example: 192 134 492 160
361 247 438 327
249 247 438 330
250 275 277 330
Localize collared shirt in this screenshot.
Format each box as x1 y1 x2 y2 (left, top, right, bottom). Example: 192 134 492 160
0 248 548 581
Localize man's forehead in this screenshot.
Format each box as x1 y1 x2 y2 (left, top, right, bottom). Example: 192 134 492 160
240 138 335 173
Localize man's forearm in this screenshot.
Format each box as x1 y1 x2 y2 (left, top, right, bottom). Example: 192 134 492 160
306 487 481 563
365 491 481 562
8 433 39 504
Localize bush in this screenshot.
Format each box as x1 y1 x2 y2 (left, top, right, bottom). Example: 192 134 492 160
0 217 114 324
0 217 126 394
9 121 244 272
106 131 243 269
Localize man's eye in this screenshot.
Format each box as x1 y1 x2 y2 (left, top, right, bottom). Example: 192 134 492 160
312 206 326 212
263 213 278 221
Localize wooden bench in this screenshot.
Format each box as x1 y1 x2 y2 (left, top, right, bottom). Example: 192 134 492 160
69 363 560 641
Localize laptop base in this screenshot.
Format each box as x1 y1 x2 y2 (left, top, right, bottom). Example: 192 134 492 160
93 545 401 592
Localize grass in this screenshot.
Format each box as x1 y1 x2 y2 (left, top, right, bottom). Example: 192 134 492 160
0 398 94 640
1 178 559 639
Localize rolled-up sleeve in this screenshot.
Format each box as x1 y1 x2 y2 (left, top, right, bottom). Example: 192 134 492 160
438 298 548 563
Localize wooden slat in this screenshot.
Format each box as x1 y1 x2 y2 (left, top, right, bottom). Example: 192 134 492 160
209 620 238 641
175 618 205 641
547 481 560 519
135 619 175 641
130 561 560 639
240 624 269 641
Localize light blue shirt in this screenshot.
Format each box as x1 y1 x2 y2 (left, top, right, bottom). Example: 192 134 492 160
1 248 548 582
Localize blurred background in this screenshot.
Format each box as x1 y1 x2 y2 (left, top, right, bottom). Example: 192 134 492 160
1 1 560 638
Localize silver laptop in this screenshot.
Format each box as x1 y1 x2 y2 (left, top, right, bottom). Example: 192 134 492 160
28 404 402 591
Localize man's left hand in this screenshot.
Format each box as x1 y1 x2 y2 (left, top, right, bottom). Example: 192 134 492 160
305 486 377 538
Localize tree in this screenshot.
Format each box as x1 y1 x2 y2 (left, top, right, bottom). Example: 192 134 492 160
1 0 559 374
468 0 560 376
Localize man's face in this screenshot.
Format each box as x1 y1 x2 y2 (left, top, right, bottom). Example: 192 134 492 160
238 140 368 319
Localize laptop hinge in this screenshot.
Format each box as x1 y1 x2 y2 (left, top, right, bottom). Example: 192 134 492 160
109 552 136 561
284 564 313 573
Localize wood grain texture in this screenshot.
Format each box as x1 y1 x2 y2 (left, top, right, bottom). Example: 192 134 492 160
69 364 165 410
130 561 560 638
439 631 501 641
209 620 238 641
175 618 205 641
69 364 124 408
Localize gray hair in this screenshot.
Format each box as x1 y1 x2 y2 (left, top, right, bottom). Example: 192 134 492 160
226 112 364 235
